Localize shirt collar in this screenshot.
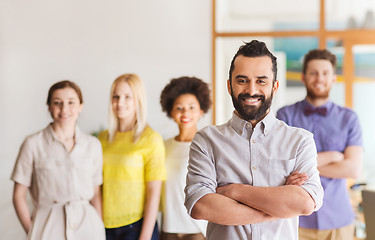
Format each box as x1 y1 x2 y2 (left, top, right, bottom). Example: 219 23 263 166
260 110 277 135
230 110 276 136
46 123 82 145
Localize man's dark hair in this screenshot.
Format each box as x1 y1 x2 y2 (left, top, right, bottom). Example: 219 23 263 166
228 40 277 83
160 76 211 117
302 49 336 74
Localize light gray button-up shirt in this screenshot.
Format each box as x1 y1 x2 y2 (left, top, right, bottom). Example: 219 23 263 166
185 112 323 240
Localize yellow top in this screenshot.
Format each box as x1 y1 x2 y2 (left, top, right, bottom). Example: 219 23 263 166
98 126 166 228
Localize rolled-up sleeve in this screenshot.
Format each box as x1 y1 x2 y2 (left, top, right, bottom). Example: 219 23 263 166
11 137 33 187
184 131 217 215
295 133 324 211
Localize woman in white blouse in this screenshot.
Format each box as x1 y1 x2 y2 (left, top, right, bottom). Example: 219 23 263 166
11 80 105 240
159 76 211 240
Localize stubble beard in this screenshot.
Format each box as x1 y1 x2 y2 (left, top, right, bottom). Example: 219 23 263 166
306 86 330 100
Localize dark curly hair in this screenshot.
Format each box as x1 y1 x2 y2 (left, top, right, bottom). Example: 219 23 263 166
160 76 211 117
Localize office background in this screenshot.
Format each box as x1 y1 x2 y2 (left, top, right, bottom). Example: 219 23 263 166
2 0 375 238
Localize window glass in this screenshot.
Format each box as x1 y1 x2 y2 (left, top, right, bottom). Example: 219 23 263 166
216 0 319 32
325 0 375 30
326 39 345 106
352 45 375 184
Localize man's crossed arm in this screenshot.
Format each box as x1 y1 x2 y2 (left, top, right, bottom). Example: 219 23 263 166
191 171 314 225
317 146 363 179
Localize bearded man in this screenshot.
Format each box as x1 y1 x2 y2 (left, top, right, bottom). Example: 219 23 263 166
277 49 363 240
184 40 324 240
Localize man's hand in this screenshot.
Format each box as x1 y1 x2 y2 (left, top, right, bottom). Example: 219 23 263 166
285 171 308 186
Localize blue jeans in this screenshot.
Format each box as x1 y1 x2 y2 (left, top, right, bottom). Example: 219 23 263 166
105 218 159 240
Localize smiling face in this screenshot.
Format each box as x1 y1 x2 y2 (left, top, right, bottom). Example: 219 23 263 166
170 93 203 131
111 81 136 122
303 59 336 100
228 55 279 124
48 87 83 125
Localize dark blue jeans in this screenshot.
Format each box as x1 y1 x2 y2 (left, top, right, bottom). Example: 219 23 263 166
105 218 159 240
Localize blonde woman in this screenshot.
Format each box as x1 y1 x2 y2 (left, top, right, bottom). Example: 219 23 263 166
12 80 105 240
98 73 166 240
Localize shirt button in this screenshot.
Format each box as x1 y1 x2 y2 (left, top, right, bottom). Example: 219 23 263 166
246 123 251 127
252 139 255 143
252 166 257 170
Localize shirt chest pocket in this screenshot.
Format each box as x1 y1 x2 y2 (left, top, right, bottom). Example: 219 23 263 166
323 138 347 152
257 157 296 187
318 129 347 152
34 158 67 199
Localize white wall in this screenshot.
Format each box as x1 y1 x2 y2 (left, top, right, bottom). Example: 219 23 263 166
0 1 211 238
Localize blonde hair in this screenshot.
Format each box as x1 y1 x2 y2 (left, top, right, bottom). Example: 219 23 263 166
108 73 147 142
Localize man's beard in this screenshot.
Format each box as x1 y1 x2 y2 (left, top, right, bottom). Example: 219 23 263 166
306 87 329 100
231 88 273 121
